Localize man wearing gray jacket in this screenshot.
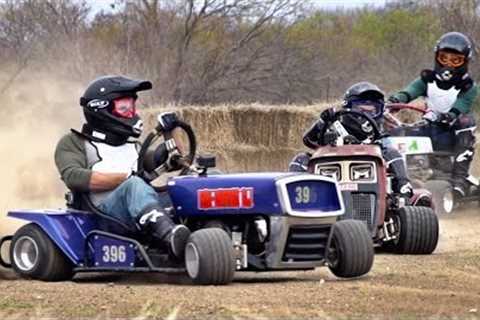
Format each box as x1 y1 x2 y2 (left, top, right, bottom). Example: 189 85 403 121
55 75 190 260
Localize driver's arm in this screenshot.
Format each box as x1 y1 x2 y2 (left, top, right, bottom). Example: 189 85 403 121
89 172 129 192
303 119 325 149
55 133 130 193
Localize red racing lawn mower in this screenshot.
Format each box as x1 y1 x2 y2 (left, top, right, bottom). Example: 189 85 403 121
307 109 439 254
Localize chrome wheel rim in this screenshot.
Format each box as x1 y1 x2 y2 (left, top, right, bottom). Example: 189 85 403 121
443 191 454 214
185 243 200 279
13 236 39 272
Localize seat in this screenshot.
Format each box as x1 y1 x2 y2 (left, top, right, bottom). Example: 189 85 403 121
66 191 140 237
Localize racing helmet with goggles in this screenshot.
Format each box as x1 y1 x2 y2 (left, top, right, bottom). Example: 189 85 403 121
80 76 152 143
343 81 385 120
434 32 472 81
340 82 385 141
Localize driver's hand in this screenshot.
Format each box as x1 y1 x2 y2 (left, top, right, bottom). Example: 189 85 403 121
387 95 401 104
157 112 179 132
437 112 457 126
320 107 336 122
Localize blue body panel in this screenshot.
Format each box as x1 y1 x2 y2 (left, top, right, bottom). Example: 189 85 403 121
7 172 342 269
167 172 290 216
8 209 97 265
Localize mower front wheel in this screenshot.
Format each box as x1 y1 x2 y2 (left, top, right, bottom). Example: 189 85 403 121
328 220 374 278
185 228 235 285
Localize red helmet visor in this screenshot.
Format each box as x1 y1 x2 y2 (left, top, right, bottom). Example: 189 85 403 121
112 97 136 118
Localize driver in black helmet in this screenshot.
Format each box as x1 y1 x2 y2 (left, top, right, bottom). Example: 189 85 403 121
388 32 478 197
54 76 190 260
289 81 413 198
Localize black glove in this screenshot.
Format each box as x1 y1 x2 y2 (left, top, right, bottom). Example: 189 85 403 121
157 112 179 132
437 112 457 126
320 107 336 123
387 95 401 103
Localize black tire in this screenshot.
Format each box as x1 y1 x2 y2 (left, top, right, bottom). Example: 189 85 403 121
185 228 235 285
424 180 455 215
385 206 439 254
10 224 73 281
328 220 374 278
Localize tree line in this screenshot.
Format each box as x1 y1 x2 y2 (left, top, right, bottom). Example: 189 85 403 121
0 0 479 105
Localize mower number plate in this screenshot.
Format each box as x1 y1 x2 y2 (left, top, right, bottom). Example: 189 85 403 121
92 235 136 268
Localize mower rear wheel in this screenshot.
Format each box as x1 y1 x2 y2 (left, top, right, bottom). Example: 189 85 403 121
424 180 455 215
10 224 73 281
328 220 374 278
185 228 235 285
385 206 439 254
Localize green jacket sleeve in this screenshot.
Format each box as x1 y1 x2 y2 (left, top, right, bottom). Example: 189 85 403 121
391 77 427 103
452 84 478 114
54 133 92 192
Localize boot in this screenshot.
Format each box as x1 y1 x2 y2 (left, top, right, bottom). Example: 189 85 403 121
137 206 191 259
452 152 474 198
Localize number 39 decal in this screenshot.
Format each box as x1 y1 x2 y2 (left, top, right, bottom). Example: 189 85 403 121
295 186 311 204
102 245 127 263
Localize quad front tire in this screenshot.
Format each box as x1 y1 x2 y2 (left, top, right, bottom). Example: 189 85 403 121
424 180 455 215
10 224 73 281
185 228 235 285
328 220 374 278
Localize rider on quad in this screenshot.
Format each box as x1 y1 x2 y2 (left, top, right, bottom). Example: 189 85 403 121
54 76 190 260
290 81 413 198
388 32 478 197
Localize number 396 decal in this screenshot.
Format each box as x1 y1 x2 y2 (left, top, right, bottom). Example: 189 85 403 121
102 245 127 263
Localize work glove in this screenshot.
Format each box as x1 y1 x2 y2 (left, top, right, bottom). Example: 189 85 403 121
157 112 179 132
320 107 336 123
387 95 401 104
437 112 457 126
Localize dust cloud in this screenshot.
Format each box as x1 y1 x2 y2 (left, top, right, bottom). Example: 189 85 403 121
0 71 84 237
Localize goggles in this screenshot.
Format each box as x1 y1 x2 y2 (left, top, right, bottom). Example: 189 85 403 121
437 50 466 68
112 97 137 119
349 100 384 119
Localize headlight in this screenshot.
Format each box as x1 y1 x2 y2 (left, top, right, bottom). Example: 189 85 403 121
315 164 341 181
350 163 375 181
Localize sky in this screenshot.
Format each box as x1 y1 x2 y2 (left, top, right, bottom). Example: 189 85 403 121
85 0 387 14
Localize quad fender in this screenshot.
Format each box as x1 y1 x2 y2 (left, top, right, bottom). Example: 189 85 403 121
7 210 97 266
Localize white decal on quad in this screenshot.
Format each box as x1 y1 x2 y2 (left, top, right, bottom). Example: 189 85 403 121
102 245 127 263
295 186 311 204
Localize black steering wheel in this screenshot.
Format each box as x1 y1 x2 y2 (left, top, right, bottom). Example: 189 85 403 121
320 109 382 145
137 119 197 181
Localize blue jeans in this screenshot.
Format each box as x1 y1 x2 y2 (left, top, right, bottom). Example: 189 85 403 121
98 176 171 225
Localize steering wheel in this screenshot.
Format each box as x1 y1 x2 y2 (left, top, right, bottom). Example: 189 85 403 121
320 109 382 145
384 103 428 130
137 119 197 182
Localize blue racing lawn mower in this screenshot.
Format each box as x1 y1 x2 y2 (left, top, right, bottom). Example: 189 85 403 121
0 115 374 285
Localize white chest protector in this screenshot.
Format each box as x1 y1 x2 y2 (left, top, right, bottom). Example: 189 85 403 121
85 140 139 206
426 81 460 114
90 142 139 174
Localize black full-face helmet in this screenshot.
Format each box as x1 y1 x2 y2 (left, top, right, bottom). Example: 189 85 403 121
80 76 152 140
341 82 385 140
434 32 473 81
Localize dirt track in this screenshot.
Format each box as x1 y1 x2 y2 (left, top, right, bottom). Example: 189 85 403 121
1 209 479 319
0 76 479 319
